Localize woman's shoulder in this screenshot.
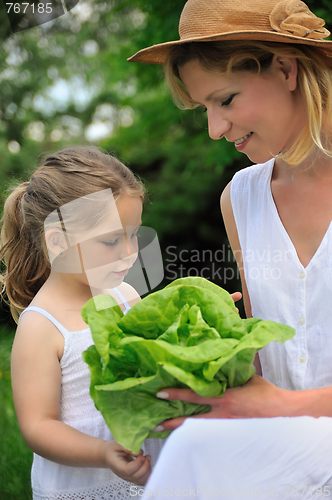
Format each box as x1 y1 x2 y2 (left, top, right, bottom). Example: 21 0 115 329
221 160 273 209
232 159 274 185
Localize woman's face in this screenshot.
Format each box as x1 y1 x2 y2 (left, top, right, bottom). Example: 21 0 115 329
179 56 306 164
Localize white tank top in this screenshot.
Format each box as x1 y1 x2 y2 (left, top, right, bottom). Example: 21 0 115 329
19 289 163 500
231 159 332 391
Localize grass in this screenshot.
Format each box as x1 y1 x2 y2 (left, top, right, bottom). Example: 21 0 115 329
0 324 32 500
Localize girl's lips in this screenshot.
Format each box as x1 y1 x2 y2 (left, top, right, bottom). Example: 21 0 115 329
234 132 253 151
113 269 129 277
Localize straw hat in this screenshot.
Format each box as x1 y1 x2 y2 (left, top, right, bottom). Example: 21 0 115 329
128 0 332 64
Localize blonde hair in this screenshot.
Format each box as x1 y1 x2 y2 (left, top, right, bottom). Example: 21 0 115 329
164 40 332 165
0 146 145 322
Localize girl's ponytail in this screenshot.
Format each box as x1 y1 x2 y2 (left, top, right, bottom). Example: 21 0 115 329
0 183 50 322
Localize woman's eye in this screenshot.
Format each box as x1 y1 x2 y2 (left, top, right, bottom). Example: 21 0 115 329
221 94 236 107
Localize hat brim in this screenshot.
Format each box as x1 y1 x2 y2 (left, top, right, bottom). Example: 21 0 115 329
128 30 332 64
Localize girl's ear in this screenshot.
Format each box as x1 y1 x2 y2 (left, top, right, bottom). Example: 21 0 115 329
45 227 68 262
273 55 298 92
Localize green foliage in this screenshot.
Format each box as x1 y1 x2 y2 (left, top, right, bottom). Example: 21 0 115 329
0 326 33 499
0 0 244 316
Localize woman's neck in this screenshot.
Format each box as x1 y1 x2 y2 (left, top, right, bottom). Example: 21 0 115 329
274 149 332 184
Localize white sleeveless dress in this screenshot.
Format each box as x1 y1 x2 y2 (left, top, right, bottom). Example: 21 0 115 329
230 158 332 390
20 289 164 500
142 159 332 498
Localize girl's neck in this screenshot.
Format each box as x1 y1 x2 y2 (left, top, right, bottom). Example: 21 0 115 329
34 271 94 312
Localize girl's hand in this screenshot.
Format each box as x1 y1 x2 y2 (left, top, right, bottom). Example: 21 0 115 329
103 440 151 486
155 375 292 431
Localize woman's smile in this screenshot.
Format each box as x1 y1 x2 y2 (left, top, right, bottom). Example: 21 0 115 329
234 132 253 149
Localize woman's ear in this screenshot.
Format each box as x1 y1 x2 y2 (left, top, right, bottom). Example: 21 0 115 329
273 55 298 92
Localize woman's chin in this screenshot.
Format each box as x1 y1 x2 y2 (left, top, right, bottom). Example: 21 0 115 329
245 151 275 164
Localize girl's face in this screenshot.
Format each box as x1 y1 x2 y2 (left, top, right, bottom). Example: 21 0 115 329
179 56 306 164
53 194 143 291
79 194 143 290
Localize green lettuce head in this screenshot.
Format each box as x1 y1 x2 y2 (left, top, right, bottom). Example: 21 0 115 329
82 277 294 453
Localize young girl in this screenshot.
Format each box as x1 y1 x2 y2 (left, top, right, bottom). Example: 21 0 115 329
1 146 163 499
127 0 332 493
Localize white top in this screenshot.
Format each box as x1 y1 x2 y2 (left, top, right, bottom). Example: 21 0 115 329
20 291 164 500
231 159 332 390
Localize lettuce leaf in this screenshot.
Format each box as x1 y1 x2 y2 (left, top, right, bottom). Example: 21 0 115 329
82 277 295 453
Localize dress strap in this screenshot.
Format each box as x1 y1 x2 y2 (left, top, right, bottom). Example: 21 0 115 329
112 287 131 314
19 306 69 337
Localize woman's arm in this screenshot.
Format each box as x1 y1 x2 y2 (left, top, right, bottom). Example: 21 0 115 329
155 376 332 430
11 312 151 485
220 181 252 319
221 181 262 375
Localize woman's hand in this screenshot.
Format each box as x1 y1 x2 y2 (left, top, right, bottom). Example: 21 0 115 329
230 291 242 312
155 375 292 431
103 440 151 486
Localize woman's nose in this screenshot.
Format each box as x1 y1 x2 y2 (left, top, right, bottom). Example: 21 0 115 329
207 111 231 141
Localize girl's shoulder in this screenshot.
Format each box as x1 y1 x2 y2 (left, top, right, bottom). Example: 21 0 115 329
15 305 65 362
107 282 141 310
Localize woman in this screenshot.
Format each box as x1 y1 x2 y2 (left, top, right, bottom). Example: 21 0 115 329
128 0 332 495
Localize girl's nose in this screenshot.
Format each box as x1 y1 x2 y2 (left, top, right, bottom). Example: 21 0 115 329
120 232 138 260
207 111 231 141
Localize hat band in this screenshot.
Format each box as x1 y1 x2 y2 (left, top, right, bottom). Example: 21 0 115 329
178 0 329 42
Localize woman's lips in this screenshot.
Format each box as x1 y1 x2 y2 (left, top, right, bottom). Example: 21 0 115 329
234 132 253 150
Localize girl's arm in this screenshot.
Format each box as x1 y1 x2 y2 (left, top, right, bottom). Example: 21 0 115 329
11 312 151 485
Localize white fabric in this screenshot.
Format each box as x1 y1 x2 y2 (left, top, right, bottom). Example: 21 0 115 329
231 159 332 390
144 418 332 499
20 300 164 500
112 287 131 314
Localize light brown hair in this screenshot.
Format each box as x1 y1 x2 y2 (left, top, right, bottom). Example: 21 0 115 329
164 40 332 165
0 146 145 322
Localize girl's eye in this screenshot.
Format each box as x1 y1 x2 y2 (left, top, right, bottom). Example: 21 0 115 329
221 94 236 106
103 239 118 247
